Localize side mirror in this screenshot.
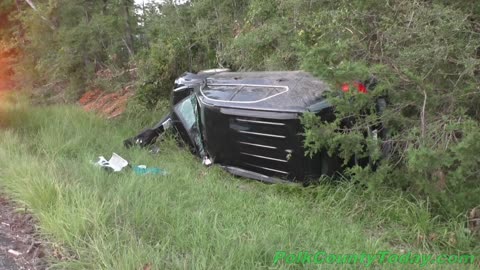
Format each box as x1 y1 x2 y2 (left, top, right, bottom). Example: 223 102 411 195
124 114 172 149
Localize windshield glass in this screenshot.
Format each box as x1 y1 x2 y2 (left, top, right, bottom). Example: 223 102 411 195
174 95 206 157
177 96 196 130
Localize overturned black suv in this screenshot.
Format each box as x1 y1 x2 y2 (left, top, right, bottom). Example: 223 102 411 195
125 69 384 183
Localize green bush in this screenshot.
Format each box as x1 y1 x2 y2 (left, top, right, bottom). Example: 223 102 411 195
13 0 138 98
298 0 480 216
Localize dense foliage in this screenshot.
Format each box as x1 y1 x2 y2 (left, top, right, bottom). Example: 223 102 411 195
297 0 480 216
0 1 16 90
1 0 137 97
1 0 479 218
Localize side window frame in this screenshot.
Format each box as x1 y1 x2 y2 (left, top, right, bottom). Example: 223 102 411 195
172 95 206 157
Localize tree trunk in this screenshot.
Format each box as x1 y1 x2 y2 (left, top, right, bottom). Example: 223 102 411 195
123 0 135 57
102 0 108 15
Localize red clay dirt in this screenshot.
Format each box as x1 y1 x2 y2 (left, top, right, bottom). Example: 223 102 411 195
79 86 135 119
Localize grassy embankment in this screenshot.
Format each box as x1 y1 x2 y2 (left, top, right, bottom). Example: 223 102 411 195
0 94 478 269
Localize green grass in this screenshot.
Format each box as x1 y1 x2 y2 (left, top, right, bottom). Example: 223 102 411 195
0 97 478 269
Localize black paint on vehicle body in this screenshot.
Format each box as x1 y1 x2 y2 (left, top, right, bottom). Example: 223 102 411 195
126 70 343 183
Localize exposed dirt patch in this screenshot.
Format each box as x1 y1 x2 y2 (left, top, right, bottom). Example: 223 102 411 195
0 47 17 92
78 67 137 118
79 86 135 119
0 195 49 270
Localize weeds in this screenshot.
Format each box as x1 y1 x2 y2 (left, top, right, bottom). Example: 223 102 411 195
0 102 478 269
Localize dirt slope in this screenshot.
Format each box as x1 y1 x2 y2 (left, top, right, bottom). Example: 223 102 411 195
79 86 135 119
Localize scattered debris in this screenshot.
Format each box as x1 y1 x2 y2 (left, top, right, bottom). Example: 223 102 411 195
8 249 22 257
93 153 129 172
202 157 213 166
92 154 168 176
133 165 167 176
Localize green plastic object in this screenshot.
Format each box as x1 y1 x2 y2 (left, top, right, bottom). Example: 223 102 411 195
133 165 167 176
